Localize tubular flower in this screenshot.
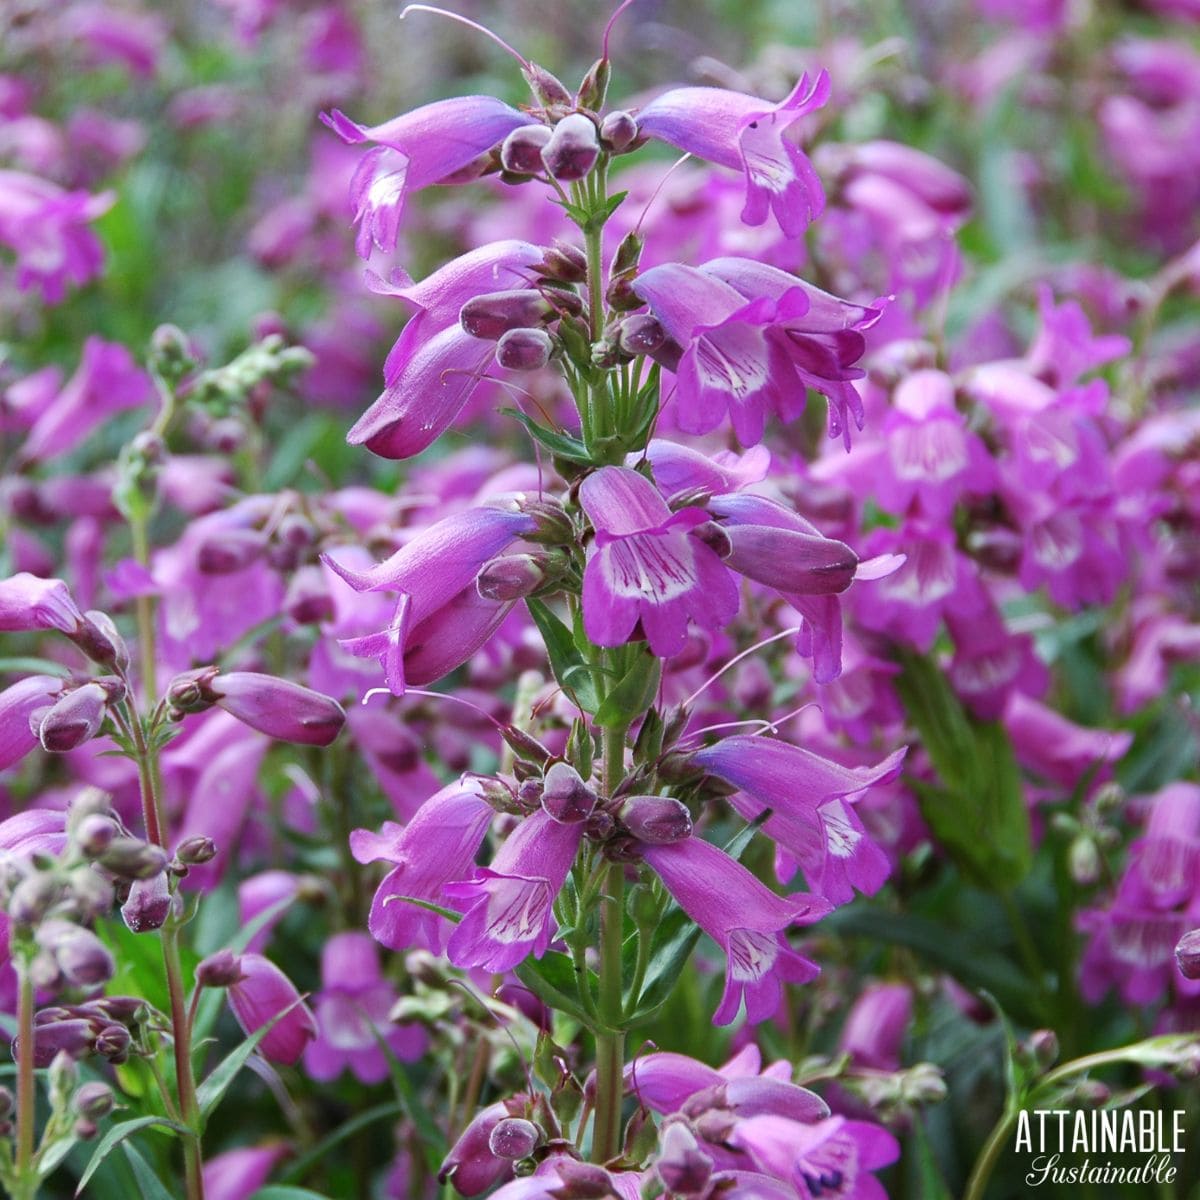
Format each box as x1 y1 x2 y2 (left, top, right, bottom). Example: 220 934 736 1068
579 466 739 658
636 72 831 236
321 97 529 256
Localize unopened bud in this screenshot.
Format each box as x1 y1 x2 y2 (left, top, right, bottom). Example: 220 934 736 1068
94 1023 131 1062
501 124 552 175
42 923 114 987
541 762 597 824
600 109 638 152
74 1118 98 1140
618 795 693 844
67 867 114 919
577 57 611 109
539 242 587 283
74 814 117 857
73 1081 115 1120
99 838 169 881
461 290 554 340
176 836 218 866
1176 928 1200 980
518 498 574 545
477 554 548 602
1068 834 1102 886
72 610 130 672
901 1062 948 1106
497 327 553 372
616 313 665 356
121 872 172 933
501 725 551 765
541 114 600 182
1073 1079 1110 1108
165 666 220 715
489 1117 541 1160
524 63 572 107
197 949 246 989
37 683 109 753
1028 1029 1059 1069
8 873 61 927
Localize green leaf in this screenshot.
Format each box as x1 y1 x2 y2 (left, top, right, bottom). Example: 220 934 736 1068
908 1115 955 1200
626 906 702 1023
526 599 599 712
515 951 595 1026
895 652 1031 889
75 1117 188 1195
381 894 462 923
122 1143 177 1200
196 1000 303 1122
595 651 661 728
252 1188 335 1199
0 656 73 677
501 409 592 464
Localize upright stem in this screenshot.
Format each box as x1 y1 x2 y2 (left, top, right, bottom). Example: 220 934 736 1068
130 514 158 704
13 966 36 1199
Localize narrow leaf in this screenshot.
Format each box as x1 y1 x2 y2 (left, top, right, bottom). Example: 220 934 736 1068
76 1117 188 1195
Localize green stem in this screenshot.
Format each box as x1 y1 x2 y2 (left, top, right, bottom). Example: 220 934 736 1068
163 923 206 1200
962 1104 1017 1200
13 966 36 1200
130 515 158 705
592 862 626 1164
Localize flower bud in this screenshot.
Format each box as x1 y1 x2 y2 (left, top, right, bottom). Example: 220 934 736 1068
600 109 639 152
7 873 61 927
165 666 220 715
99 838 169 881
197 528 268 574
539 242 587 283
616 313 665 356
176 836 218 865
67 867 114 920
500 124 552 174
1028 1029 1059 1070
541 114 600 182
488 1117 540 1160
74 813 118 857
121 872 172 933
496 327 553 372
1176 928 1200 980
197 949 247 989
518 498 574 545
656 1121 712 1195
439 1102 509 1195
40 921 114 987
461 290 554 340
227 954 317 1065
524 63 572 107
210 672 345 746
577 56 611 109
72 610 130 672
37 682 109 753
1067 834 1101 886
618 795 693 844
477 554 548 602
73 1081 115 1120
541 761 597 823
94 1023 131 1062
149 323 198 381
901 1062 948 1106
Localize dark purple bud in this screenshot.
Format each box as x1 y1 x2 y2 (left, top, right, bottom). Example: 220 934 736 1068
175 836 217 866
7 873 61 926
541 761 597 823
40 922 114 987
71 610 130 672
500 124 552 174
501 725 551 765
121 872 172 933
605 272 641 312
488 1117 541 1160
552 1161 617 1198
73 1081 115 1120
461 290 554 340
600 109 638 152
618 795 693 844
210 672 345 745
1177 929 1200 980
518 498 574 545
94 1023 131 1062
438 1102 509 1195
284 565 334 625
165 665 221 715
616 314 665 356
524 63 572 107
197 528 268 574
477 554 548 602
98 838 170 881
74 1118 99 1140
540 242 587 283
497 328 553 372
656 1121 713 1195
25 1018 96 1067
74 814 117 857
196 949 247 989
37 682 109 753
541 114 600 182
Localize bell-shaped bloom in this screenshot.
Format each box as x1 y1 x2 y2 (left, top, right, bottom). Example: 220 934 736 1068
728 1113 900 1200
440 1101 513 1196
641 838 830 1024
351 777 494 952
0 170 113 304
644 439 771 500
1 675 63 770
202 1144 288 1200
839 982 912 1071
1128 783 1200 911
634 260 881 448
443 808 584 973
238 870 301 954
304 932 426 1083
579 466 738 658
227 953 318 1066
0 573 86 634
1003 692 1131 789
636 73 830 236
210 672 346 745
350 242 545 459
322 97 529 256
327 503 535 694
692 736 906 904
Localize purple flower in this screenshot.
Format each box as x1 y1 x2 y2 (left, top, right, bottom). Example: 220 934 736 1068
351 777 494 952
443 809 584 972
0 572 86 634
304 932 426 1083
633 260 881 447
322 98 529 256
202 1145 287 1200
691 736 906 904
641 838 830 1024
579 466 738 657
0 170 113 303
439 1101 514 1196
208 672 346 745
839 982 913 1071
326 503 535 694
1 676 63 771
636 73 830 236
227 953 318 1066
